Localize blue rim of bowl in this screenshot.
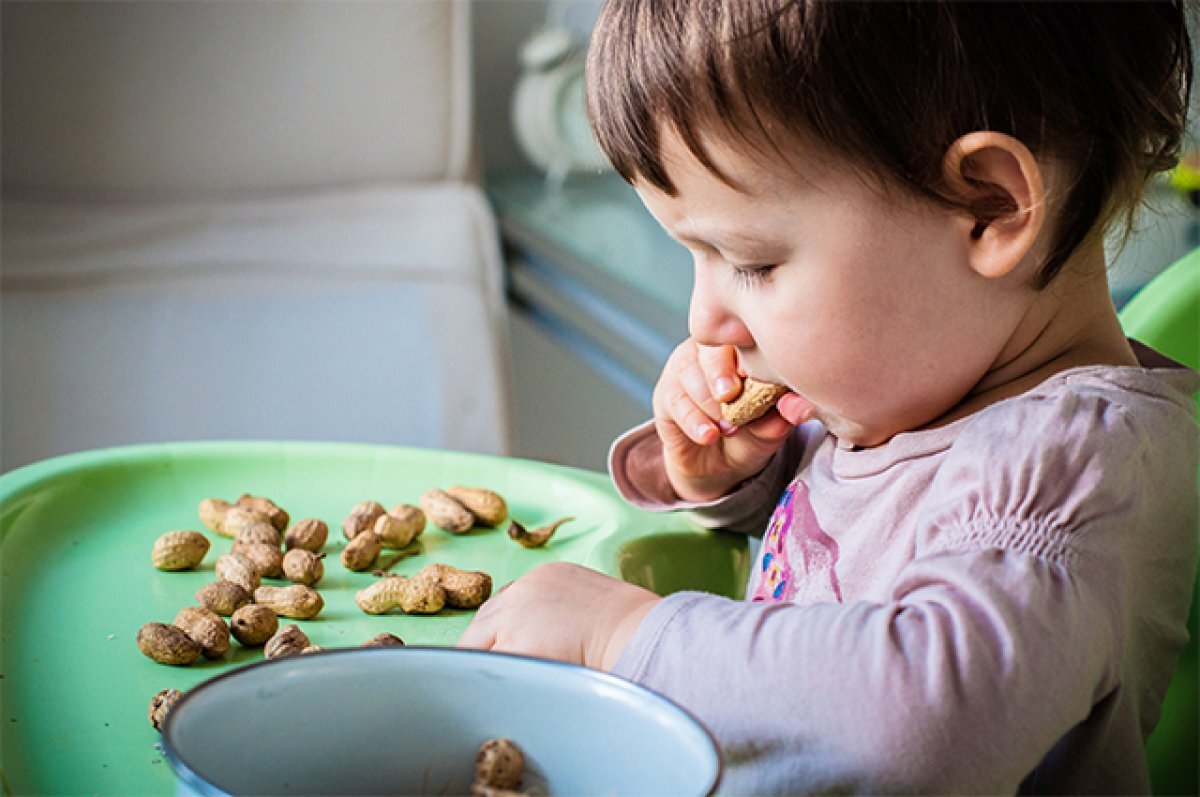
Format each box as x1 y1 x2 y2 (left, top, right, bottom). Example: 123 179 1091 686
161 646 724 797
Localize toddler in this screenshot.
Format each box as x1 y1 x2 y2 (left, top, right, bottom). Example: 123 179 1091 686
460 2 1200 792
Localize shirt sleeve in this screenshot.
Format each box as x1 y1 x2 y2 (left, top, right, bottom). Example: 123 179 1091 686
607 420 818 535
611 386 1198 794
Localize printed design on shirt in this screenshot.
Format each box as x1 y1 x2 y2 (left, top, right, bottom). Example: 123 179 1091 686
751 478 843 604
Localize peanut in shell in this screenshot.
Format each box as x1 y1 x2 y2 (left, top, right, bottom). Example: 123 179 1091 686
151 530 210 571
446 486 508 527
420 488 475 534
720 377 789 426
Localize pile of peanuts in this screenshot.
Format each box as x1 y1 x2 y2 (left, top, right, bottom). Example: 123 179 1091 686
142 486 571 732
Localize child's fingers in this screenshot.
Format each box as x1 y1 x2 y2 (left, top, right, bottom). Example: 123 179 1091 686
655 384 720 445
696 343 741 402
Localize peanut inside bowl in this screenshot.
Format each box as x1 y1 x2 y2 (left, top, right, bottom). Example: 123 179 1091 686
162 647 721 796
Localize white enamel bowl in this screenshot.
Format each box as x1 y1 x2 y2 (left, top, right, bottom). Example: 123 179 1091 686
162 647 721 796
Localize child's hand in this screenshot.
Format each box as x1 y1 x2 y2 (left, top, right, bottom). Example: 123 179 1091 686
456 562 660 670
654 340 811 502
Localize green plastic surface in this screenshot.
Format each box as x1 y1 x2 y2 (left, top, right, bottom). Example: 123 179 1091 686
0 441 749 796
1120 248 1200 796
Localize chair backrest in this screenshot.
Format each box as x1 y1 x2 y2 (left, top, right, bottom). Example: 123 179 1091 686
1119 246 1200 796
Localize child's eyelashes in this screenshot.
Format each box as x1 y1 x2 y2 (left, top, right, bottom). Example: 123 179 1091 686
730 263 777 287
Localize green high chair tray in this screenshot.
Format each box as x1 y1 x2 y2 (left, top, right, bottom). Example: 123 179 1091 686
0 441 750 795
1120 246 1200 796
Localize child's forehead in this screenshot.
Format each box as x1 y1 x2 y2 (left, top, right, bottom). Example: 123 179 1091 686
652 120 872 200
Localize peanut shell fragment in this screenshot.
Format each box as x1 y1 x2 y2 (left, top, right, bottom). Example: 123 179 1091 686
420 488 475 534
720 377 789 426
151 530 211 571
507 517 574 549
149 688 183 731
137 622 201 666
446 486 508 527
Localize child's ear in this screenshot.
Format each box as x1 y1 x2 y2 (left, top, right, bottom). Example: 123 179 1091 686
941 132 1046 279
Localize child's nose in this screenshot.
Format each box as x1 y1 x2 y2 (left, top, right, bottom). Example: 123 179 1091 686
688 270 753 348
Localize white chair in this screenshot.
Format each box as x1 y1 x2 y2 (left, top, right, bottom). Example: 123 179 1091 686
1 0 512 472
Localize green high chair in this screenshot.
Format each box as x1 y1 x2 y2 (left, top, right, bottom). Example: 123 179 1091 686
1119 247 1200 795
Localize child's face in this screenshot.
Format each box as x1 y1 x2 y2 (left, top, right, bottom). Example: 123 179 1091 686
635 128 1031 447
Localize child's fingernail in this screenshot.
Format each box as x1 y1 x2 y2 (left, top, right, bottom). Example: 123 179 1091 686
718 420 739 436
693 422 713 441
714 377 737 399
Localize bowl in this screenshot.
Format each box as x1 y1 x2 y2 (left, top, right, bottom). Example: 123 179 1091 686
162 647 722 796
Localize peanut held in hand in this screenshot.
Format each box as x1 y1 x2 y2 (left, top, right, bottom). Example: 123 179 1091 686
720 377 789 427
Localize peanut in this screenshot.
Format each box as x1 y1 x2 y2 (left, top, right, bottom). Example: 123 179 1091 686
447 486 508 528
476 738 525 790
342 531 382 572
361 632 405 647
254 584 324 620
149 688 183 731
137 622 201 666
234 521 281 548
151 530 211 571
356 575 445 615
233 541 284 579
420 488 475 534
220 506 272 539
195 580 251 616
343 501 386 540
236 493 289 532
282 548 325 586
417 563 492 609
215 552 261 594
173 606 230 660
375 504 424 549
198 498 233 534
720 377 789 426
230 604 279 646
285 518 329 552
507 517 573 549
263 624 310 659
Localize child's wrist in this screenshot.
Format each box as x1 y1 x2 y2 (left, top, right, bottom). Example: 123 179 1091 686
601 596 660 671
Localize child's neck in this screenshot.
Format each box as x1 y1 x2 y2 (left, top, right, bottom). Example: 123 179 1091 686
930 240 1137 430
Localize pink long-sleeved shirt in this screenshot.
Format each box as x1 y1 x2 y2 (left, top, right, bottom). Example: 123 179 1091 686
608 344 1198 794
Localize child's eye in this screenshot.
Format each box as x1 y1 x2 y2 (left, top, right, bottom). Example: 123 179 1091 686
730 264 777 287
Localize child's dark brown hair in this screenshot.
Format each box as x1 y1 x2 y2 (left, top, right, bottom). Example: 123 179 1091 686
586 1 1193 288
